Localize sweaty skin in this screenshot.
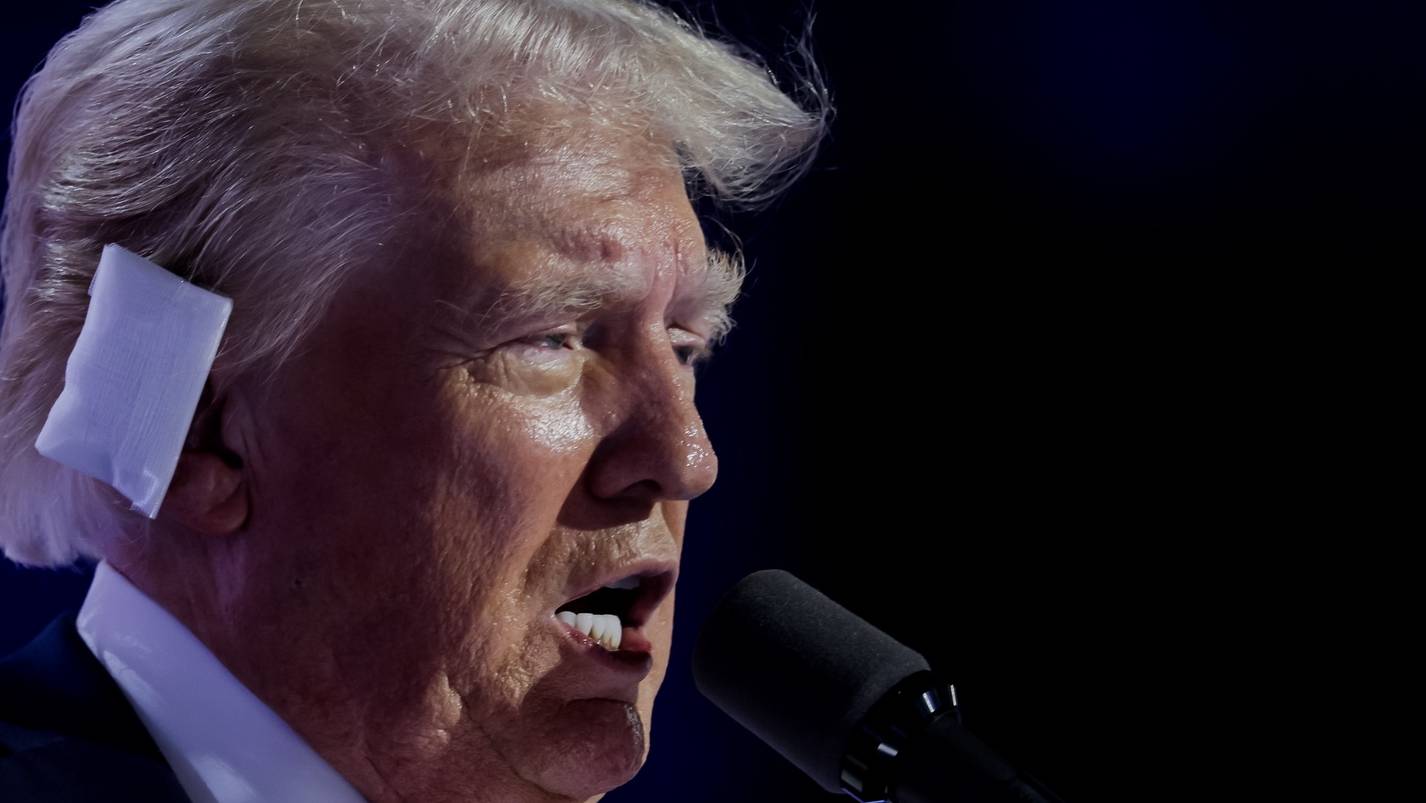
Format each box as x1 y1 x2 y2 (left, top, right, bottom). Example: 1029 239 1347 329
114 126 729 803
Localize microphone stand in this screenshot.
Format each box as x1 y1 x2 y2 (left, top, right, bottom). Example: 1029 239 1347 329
840 672 1065 803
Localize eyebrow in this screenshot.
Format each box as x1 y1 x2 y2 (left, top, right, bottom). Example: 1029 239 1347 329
464 245 746 344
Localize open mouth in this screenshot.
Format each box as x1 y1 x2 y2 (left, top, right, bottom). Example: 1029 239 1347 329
553 568 676 653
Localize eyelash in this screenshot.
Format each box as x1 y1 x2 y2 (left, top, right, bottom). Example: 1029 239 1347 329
676 344 712 368
515 330 711 368
529 332 576 351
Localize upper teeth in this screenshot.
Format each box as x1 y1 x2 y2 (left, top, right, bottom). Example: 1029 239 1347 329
557 611 622 650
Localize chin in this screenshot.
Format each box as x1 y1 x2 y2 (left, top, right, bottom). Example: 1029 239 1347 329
524 698 650 800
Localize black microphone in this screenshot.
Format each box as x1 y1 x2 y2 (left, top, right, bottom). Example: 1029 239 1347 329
692 569 1064 803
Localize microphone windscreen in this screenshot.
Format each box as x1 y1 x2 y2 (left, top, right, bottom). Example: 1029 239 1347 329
692 569 930 793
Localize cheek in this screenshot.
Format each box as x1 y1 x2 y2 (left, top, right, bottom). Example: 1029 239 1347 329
425 383 595 519
659 501 691 543
412 384 596 608
515 393 597 457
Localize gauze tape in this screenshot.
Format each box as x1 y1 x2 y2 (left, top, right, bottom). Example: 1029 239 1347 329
35 244 233 518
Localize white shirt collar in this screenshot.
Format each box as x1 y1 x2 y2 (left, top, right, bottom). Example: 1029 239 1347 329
77 561 368 803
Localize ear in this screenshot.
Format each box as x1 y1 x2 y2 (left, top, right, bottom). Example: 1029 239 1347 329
161 381 249 535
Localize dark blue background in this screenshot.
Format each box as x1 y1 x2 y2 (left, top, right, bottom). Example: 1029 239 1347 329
6 2 1418 801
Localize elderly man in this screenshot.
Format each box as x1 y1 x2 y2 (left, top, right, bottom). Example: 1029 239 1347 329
0 0 824 800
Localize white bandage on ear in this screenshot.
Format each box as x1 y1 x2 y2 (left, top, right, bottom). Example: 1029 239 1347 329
35 244 233 518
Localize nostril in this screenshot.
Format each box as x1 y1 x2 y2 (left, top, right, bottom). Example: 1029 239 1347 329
622 478 663 503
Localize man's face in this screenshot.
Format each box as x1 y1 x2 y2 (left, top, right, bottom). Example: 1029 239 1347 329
219 130 732 801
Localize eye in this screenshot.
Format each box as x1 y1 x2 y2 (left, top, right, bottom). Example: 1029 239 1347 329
529 332 578 351
505 328 582 363
671 333 713 369
672 345 699 367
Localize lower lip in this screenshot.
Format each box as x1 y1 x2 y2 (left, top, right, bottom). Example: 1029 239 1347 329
551 616 655 677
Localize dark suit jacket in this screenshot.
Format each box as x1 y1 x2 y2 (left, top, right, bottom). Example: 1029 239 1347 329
0 612 190 802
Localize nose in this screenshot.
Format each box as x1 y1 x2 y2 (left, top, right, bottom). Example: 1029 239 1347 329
580 350 719 511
